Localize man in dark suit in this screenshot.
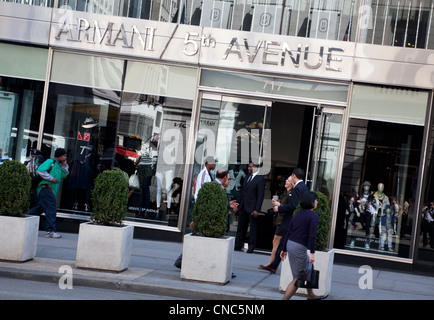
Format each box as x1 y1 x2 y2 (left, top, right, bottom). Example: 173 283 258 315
260 168 309 273
235 162 266 253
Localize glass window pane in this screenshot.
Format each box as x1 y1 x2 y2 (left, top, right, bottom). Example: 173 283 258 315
360 0 433 48
0 77 44 173
350 84 428 125
336 118 424 258
0 43 48 80
119 93 193 227
311 113 343 201
281 0 360 40
43 83 121 214
420 106 434 261
201 69 348 103
124 61 197 100
51 52 123 91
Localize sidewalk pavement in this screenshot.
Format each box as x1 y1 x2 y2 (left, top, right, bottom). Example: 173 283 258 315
0 231 434 300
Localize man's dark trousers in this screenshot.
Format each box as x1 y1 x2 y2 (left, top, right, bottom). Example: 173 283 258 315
27 185 57 232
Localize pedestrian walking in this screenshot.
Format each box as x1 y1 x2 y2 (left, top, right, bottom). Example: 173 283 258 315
260 168 309 273
26 148 69 238
280 191 326 300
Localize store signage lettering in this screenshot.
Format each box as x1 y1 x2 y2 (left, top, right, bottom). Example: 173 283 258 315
54 17 344 72
55 18 155 50
222 38 344 72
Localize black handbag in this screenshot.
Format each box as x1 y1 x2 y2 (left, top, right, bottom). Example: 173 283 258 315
296 263 319 289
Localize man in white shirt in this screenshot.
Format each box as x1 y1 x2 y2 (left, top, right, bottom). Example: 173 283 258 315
194 156 216 201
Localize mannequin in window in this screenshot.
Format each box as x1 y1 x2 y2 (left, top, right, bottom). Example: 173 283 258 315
68 148 95 212
156 168 174 219
378 189 392 251
347 187 360 230
379 196 397 252
368 183 390 250
347 188 361 248
356 181 373 249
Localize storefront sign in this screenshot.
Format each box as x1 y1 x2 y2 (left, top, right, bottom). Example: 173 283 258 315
4 4 434 89
50 9 352 80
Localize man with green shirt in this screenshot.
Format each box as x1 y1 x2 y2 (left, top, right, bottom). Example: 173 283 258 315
27 148 69 238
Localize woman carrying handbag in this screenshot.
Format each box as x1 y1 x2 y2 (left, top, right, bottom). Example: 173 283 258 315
280 191 327 300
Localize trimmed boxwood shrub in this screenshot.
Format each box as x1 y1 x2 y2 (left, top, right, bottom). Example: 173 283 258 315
314 191 332 251
192 181 228 238
0 160 31 217
91 170 129 226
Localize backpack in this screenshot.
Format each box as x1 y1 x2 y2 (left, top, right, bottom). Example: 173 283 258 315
27 158 54 189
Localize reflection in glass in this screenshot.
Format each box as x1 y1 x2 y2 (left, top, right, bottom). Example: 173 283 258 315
190 97 270 236
419 103 434 263
336 118 423 258
44 83 120 213
119 93 192 227
50 0 434 49
311 113 343 201
0 77 44 165
358 0 433 49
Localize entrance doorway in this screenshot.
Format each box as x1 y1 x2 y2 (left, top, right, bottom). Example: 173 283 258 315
191 94 344 251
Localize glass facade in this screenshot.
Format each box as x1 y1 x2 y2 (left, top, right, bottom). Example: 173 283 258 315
9 0 434 49
0 77 44 165
33 52 196 228
419 101 434 264
335 84 429 258
0 42 46 167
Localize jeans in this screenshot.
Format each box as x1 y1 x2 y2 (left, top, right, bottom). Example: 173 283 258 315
27 186 57 232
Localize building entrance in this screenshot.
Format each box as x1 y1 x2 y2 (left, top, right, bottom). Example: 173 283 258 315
191 93 344 251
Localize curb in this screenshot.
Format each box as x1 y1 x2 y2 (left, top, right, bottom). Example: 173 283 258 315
0 267 273 300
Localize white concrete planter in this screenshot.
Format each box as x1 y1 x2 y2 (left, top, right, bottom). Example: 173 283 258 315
181 233 234 285
279 249 334 297
0 215 39 262
76 222 134 272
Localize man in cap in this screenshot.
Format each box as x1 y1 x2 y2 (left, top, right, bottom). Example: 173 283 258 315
194 156 216 201
26 148 69 238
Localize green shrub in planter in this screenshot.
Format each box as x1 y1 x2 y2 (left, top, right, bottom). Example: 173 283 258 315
0 160 31 217
314 191 331 251
295 191 331 251
91 170 129 226
192 181 228 238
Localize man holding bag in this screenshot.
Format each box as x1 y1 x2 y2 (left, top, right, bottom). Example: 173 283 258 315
26 148 69 238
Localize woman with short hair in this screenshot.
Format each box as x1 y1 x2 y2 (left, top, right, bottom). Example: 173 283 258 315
280 191 326 300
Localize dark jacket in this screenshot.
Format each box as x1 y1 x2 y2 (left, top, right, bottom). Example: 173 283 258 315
278 180 309 215
283 209 319 253
238 174 265 214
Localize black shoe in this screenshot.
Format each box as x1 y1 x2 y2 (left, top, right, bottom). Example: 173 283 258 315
258 265 276 273
234 247 242 251
246 248 254 253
